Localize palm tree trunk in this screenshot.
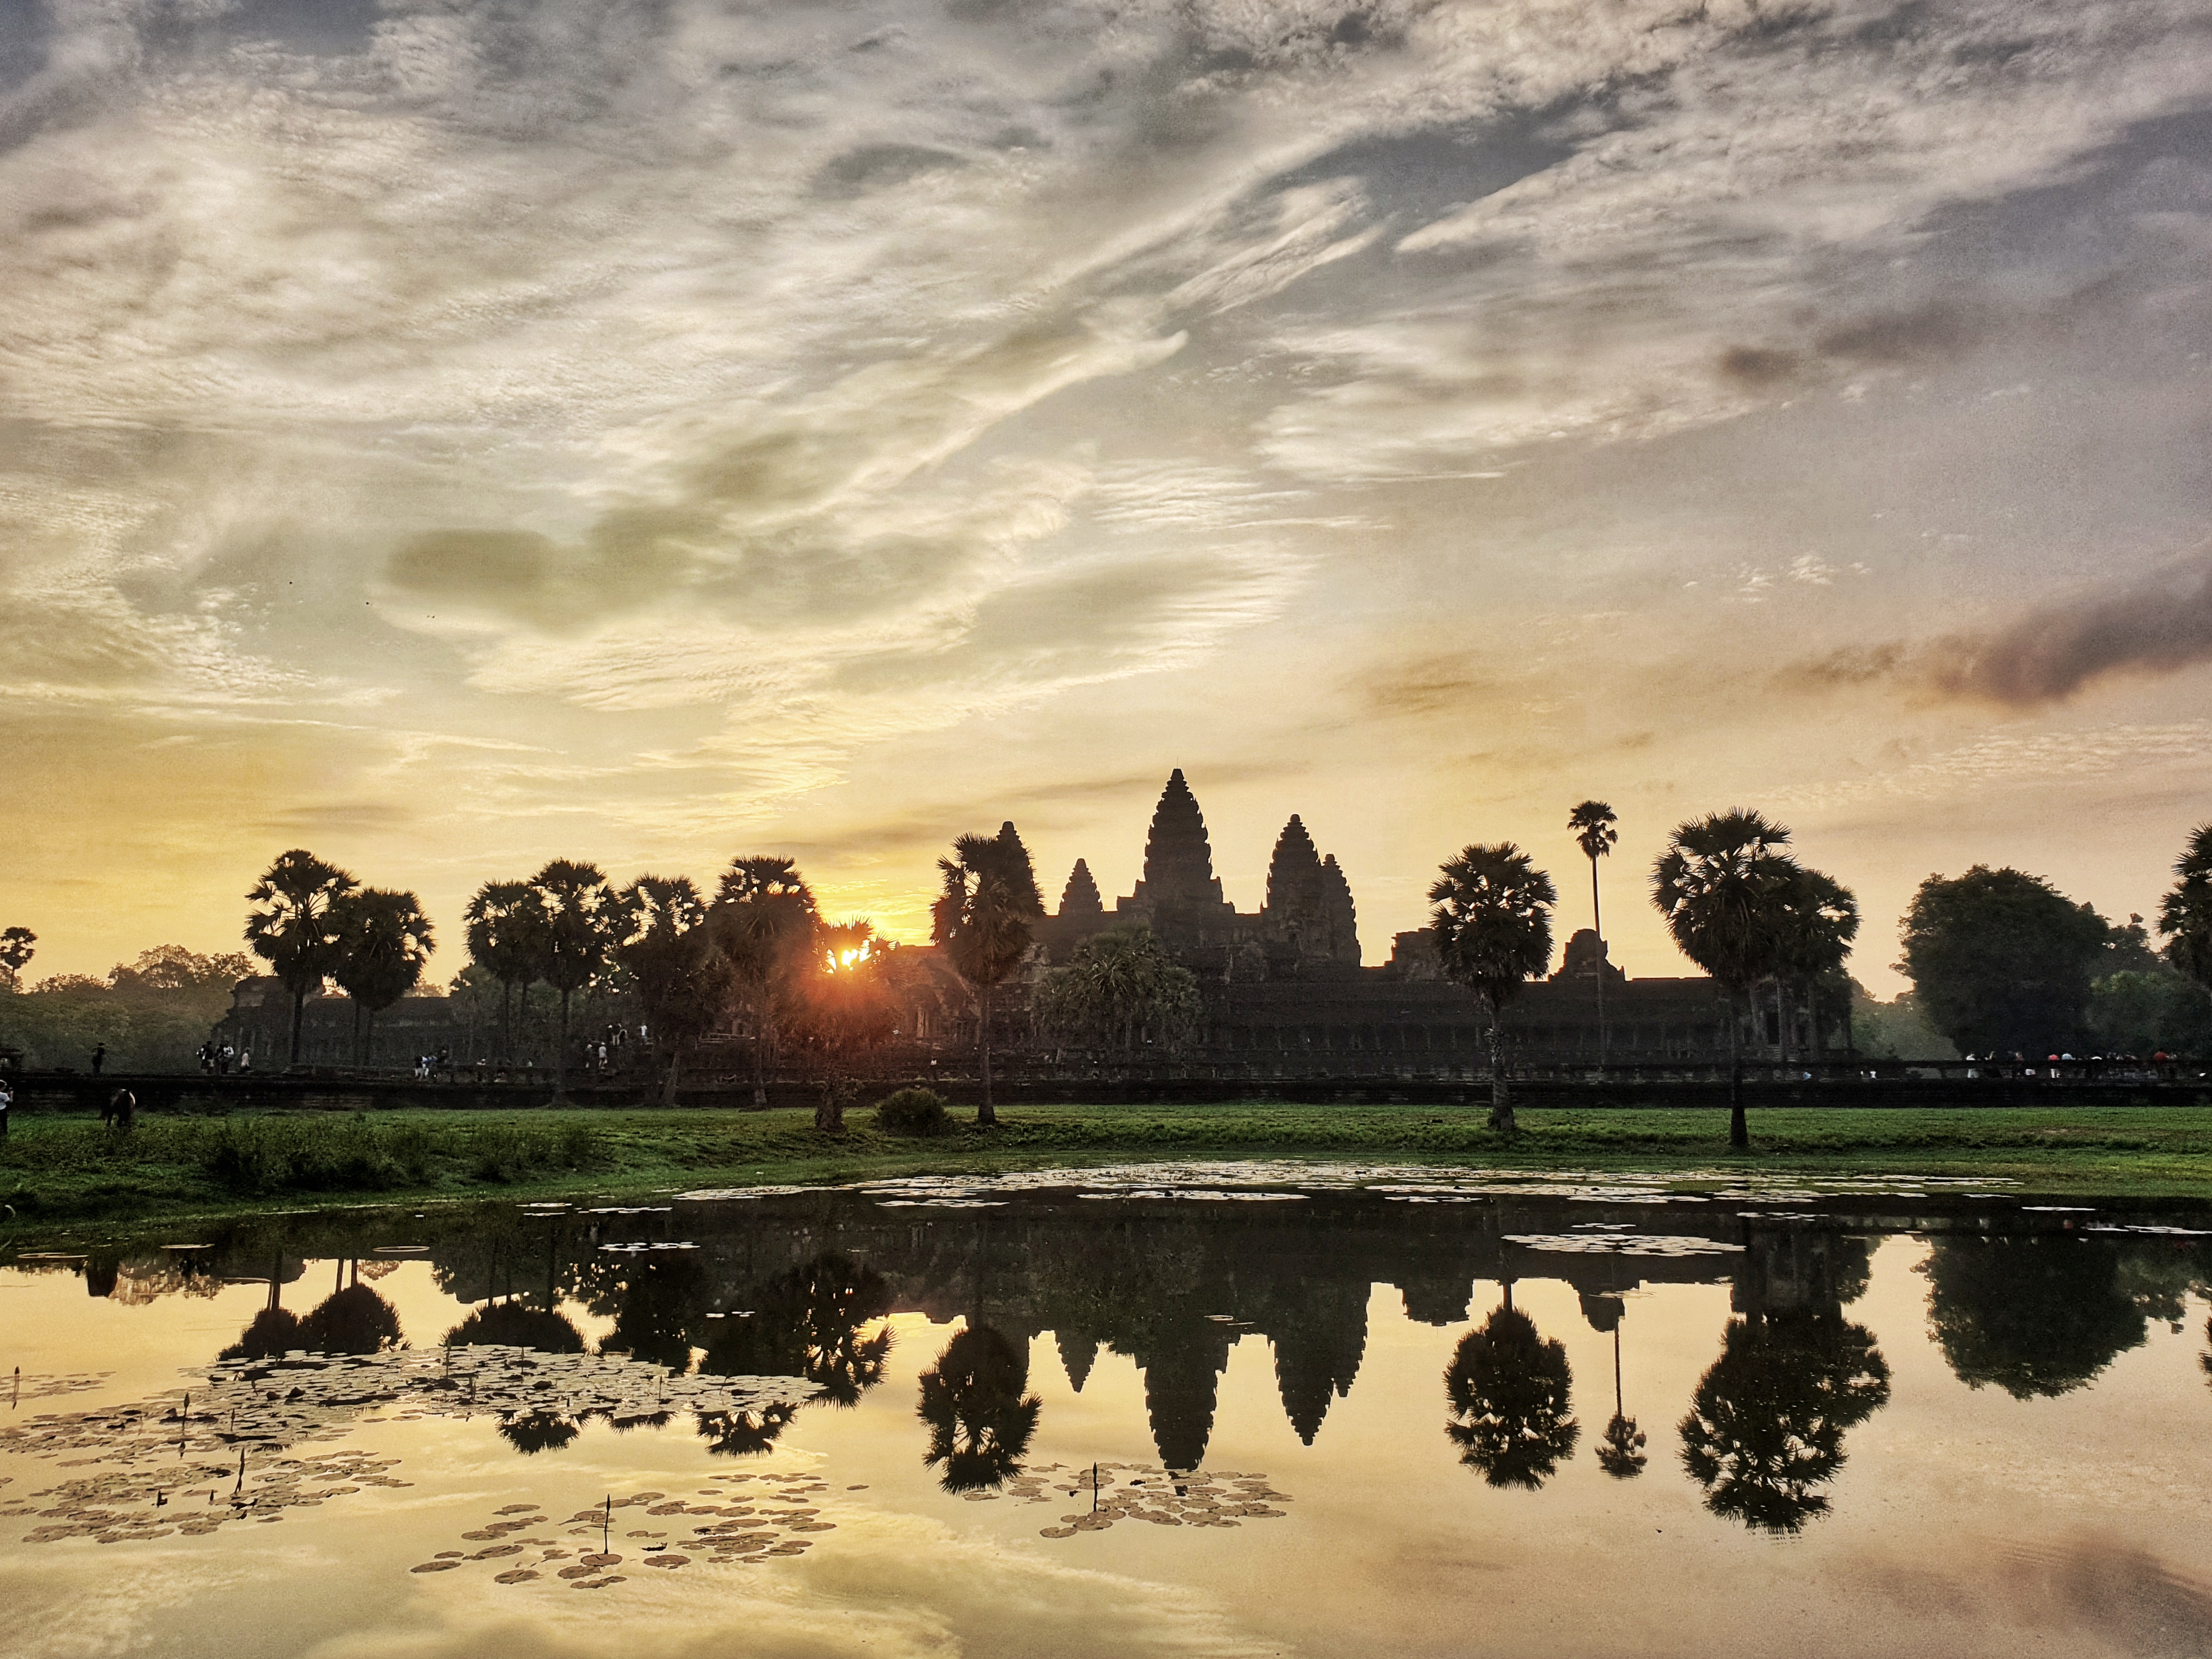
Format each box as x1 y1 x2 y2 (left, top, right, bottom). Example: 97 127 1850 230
1727 989 1748 1149
555 987 571 1102
364 1006 377 1070
1485 992 1514 1133
751 983 769 1109
661 1042 682 1108
501 979 514 1065
352 1001 365 1068
977 984 997 1127
1613 1324 1623 1418
289 989 306 1068
1590 855 1607 1069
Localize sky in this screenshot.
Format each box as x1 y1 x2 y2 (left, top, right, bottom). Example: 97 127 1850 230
5 0 2212 993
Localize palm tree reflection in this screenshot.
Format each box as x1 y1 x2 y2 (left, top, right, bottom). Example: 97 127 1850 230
1444 1288 1579 1489
917 1325 1041 1493
499 1408 583 1455
697 1401 800 1458
700 1254 895 1405
1677 1309 1890 1534
1583 1295 1646 1480
444 1301 586 1353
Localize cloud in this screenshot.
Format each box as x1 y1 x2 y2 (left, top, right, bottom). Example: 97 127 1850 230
1776 550 2212 710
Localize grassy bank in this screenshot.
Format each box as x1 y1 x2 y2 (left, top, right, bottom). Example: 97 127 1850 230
7 1101 2212 1228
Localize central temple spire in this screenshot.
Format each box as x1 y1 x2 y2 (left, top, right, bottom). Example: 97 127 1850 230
1139 767 1226 914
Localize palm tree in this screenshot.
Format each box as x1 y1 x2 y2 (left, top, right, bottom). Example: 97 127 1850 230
464 880 548 1064
0 926 34 993
329 888 435 1066
932 822 1043 1126
244 849 359 1066
1771 867 1859 1061
918 1324 1042 1492
529 860 619 1099
1427 843 1556 1132
615 875 729 1105
710 857 820 1108
1444 1289 1579 1489
2158 824 2212 1003
1649 810 1799 1149
787 919 901 1131
1030 924 1201 1056
1567 802 1619 1065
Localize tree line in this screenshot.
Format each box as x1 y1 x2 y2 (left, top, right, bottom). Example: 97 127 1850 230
1425 806 2212 1145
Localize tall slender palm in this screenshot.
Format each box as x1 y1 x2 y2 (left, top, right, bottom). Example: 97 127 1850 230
615 875 728 1105
1771 867 1859 1061
932 822 1043 1126
529 860 618 1099
1427 843 1556 1132
1567 802 1619 1065
1650 810 1799 1149
918 1324 1042 1493
2158 824 2212 1003
1594 1313 1648 1479
710 857 820 1108
464 880 548 1064
244 849 359 1066
329 888 435 1066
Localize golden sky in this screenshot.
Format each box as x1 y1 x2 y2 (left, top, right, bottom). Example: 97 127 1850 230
5 0 2212 993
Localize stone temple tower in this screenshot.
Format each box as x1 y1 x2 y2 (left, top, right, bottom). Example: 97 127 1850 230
1121 768 1233 921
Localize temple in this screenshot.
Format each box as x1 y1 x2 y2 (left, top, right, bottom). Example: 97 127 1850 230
1014 769 1757 1064
1034 769 1361 980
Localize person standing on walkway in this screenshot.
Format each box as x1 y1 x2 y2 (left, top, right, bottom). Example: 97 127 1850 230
91 1043 107 1076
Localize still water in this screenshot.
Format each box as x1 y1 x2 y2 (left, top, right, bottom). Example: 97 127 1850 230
3 1163 2210 1659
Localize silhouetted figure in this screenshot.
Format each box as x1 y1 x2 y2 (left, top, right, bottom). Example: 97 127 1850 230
1445 1289 1580 1489
1678 1308 1889 1533
918 1325 1041 1492
0 1077 11 1140
1922 1236 2147 1398
91 1043 106 1076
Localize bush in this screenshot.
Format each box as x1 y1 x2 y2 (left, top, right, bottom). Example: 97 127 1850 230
875 1087 952 1135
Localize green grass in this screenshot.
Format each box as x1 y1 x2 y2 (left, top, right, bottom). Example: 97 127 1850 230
6 1101 2212 1231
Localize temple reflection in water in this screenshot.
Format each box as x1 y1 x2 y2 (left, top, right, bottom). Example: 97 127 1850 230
37 1181 2212 1536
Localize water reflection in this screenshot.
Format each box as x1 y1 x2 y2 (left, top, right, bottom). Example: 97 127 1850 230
917 1325 1042 1492
444 1302 587 1354
220 1260 402 1360
1918 1235 2204 1399
1582 1295 1647 1480
704 1254 895 1408
1444 1286 1580 1489
1678 1307 1890 1534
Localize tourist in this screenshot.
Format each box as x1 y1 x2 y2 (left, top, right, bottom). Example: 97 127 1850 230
238 1049 251 1073
91 1043 107 1076
0 1076 11 1140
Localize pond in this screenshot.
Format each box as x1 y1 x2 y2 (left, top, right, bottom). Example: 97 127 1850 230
3 1162 2210 1659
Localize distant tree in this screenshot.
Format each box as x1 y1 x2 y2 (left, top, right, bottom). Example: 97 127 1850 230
710 857 820 1108
918 1324 1042 1493
1444 1292 1580 1489
1650 809 1799 1148
2160 824 2212 1010
529 860 620 1098
0 927 36 993
1770 866 1859 1059
1031 924 1200 1056
1919 1236 2148 1398
244 849 360 1067
932 822 1044 1126
614 875 730 1105
1427 843 1556 1132
1899 866 2112 1055
464 880 549 1063
108 945 257 995
1567 802 1619 1063
785 919 903 1132
2087 967 2212 1056
329 888 436 1065
1678 1309 1890 1534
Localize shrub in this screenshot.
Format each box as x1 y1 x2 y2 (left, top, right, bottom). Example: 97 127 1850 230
875 1087 952 1136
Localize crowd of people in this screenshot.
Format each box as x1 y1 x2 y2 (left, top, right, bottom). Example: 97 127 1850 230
196 1041 250 1074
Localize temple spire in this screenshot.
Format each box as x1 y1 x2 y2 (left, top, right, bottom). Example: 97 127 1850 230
1058 859 1104 919
1137 768 1225 915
